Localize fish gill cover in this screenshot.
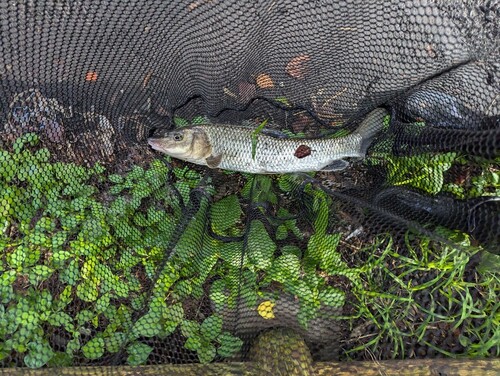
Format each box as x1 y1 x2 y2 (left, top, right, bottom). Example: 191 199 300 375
0 0 498 374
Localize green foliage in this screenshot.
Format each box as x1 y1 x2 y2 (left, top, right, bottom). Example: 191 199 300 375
210 194 242 235
385 152 457 195
442 156 500 199
1 130 497 367
345 232 499 359
0 135 234 367
180 315 242 363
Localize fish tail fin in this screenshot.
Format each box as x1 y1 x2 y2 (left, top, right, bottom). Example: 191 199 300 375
354 108 388 155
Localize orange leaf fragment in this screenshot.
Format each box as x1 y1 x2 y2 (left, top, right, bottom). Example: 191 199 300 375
286 55 310 79
256 73 274 89
85 71 98 81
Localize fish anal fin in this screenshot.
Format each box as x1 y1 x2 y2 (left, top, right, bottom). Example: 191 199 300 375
206 153 223 168
321 159 349 172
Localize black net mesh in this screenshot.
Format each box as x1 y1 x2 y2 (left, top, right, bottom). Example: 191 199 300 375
0 0 498 374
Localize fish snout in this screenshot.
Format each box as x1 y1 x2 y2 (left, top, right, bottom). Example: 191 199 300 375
147 137 164 151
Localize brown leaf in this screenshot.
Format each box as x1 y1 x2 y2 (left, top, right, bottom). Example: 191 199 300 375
238 81 256 102
256 73 274 89
188 0 213 11
85 71 98 81
294 144 312 158
286 55 310 79
291 113 313 133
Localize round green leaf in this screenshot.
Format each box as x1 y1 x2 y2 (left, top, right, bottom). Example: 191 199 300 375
82 337 104 360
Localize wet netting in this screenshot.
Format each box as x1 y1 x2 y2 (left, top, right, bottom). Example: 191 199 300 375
0 1 499 375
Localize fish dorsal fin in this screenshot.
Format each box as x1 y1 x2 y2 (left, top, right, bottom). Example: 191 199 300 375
321 159 349 171
206 153 223 168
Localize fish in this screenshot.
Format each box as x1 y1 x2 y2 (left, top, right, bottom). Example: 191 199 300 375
147 108 388 174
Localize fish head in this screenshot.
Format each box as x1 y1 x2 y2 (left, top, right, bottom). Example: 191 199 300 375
147 126 212 161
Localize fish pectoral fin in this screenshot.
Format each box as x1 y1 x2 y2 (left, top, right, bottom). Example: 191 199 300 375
321 159 349 172
205 153 223 168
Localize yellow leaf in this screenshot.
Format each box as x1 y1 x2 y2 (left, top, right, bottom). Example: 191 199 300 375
257 300 275 319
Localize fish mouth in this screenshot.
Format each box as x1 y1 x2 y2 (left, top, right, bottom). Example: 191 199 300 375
147 138 164 151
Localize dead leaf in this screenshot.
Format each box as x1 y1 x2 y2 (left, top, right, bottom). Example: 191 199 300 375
238 81 256 102
142 70 153 88
256 73 274 89
294 144 312 158
291 112 312 133
223 87 238 99
286 55 310 79
188 0 214 11
85 71 98 81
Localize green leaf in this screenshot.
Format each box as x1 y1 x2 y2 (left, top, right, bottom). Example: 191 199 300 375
251 118 269 159
192 116 208 124
173 279 192 300
307 233 341 270
318 286 345 308
24 340 54 368
76 279 99 302
60 259 79 286
181 320 200 338
281 245 302 259
217 332 243 358
247 220 276 270
275 224 288 240
459 334 472 348
131 313 161 338
0 270 16 303
275 96 291 107
269 254 301 283
477 253 500 275
197 342 216 363
200 315 223 341
218 241 245 268
386 152 456 195
66 336 80 355
47 352 73 367
95 293 111 313
184 336 201 351
56 285 73 309
210 195 242 233
106 332 127 353
194 238 219 282
82 337 105 360
76 310 94 325
108 174 124 184
164 303 184 335
7 246 27 269
127 342 152 366
28 265 53 285
48 312 75 333
34 148 50 162
51 231 68 248
209 279 228 312
173 116 189 127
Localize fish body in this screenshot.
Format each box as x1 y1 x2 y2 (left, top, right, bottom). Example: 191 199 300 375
148 108 387 174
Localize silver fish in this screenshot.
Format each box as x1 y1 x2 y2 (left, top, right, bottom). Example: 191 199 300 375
148 108 387 174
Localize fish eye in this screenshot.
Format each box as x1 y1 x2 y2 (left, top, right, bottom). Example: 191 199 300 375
173 133 183 141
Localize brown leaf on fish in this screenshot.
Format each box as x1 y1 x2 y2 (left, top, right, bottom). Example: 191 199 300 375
294 144 312 158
